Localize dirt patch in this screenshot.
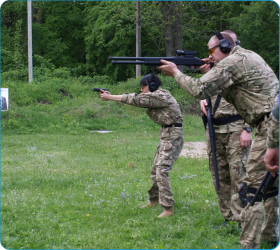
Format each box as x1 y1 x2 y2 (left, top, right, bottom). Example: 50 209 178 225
180 142 208 158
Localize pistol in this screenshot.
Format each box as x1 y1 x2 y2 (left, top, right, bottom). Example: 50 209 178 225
93 88 109 92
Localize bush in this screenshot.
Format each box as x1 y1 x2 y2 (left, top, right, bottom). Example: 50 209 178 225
1 68 29 82
1 73 203 135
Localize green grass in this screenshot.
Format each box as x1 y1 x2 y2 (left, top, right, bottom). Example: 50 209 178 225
0 76 274 249
1 132 242 249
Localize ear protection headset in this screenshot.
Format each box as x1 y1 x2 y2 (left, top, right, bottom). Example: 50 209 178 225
149 73 158 92
214 31 232 54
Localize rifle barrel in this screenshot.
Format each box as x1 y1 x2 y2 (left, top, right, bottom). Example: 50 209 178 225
110 57 207 66
110 57 175 60
111 61 147 65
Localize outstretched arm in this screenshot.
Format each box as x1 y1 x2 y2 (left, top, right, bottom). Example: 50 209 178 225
158 60 180 77
100 89 123 102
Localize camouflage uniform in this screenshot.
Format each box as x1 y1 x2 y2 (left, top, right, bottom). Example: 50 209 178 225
174 45 279 249
121 87 184 207
206 96 250 223
267 94 279 149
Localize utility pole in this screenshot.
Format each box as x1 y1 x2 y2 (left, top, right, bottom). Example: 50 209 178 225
28 0 33 82
136 1 141 78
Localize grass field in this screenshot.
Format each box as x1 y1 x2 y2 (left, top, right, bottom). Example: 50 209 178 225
0 76 274 249
1 131 243 249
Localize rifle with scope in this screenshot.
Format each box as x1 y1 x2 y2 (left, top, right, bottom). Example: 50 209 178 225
110 50 214 68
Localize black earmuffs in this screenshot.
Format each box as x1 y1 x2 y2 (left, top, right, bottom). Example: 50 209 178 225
149 73 158 92
214 31 232 54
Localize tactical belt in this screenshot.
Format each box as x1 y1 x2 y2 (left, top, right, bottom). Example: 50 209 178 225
162 123 182 128
246 195 262 204
212 114 243 126
239 182 279 208
247 185 278 199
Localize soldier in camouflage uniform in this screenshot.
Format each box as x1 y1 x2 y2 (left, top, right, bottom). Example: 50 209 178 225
99 74 184 218
158 31 279 248
264 94 279 177
201 96 251 227
199 30 252 228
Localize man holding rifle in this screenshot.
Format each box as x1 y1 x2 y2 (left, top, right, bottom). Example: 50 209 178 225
158 31 279 249
200 31 251 230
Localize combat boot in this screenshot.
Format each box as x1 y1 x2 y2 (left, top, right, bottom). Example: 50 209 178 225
157 206 174 218
141 199 158 208
238 223 242 230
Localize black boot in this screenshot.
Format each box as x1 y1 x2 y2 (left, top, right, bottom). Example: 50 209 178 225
238 223 242 230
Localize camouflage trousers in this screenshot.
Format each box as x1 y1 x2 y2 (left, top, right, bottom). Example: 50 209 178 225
240 120 279 249
148 126 184 207
206 130 249 222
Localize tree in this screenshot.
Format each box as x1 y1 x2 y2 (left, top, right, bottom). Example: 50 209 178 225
84 1 165 81
224 1 279 75
32 1 86 69
136 1 141 78
161 1 183 56
1 1 28 71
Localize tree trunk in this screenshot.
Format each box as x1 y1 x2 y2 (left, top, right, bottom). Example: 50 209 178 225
136 1 141 78
173 2 183 72
161 1 183 71
161 1 174 57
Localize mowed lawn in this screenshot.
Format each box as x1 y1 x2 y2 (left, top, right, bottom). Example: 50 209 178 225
1 128 243 249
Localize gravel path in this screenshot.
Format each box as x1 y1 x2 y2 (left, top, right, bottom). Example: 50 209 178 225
180 142 208 158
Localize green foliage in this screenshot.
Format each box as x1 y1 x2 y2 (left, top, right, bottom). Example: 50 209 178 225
13 19 25 70
1 1 278 80
84 1 137 80
1 75 204 140
32 1 86 69
224 1 279 75
1 47 14 72
1 68 29 82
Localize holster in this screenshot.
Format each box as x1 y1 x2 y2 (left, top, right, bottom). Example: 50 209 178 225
239 183 249 208
239 182 264 207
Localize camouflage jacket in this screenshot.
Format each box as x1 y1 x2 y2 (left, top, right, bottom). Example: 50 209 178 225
267 94 279 148
121 87 183 126
209 95 247 133
175 45 279 126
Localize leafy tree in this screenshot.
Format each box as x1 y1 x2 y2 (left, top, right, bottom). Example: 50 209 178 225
1 1 28 71
84 1 166 81
224 1 279 75
13 19 24 70
32 1 86 70
1 1 86 73
1 1 278 80
84 1 136 80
